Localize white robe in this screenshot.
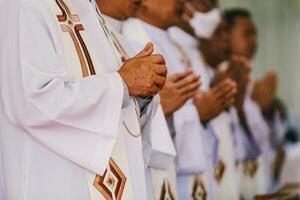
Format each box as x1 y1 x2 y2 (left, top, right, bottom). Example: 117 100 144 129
0 0 151 199
103 15 177 200
280 143 300 186
122 18 180 200
169 27 243 200
218 63 271 199
238 88 272 199
123 19 216 200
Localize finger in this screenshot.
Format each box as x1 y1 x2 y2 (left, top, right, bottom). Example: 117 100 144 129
217 85 236 102
147 85 160 96
147 54 166 65
154 75 167 90
179 80 201 95
121 56 127 62
213 79 233 93
176 74 201 89
134 42 154 58
224 97 235 107
182 91 198 102
215 80 237 100
154 65 168 77
184 2 197 15
168 70 193 82
140 85 160 97
182 2 194 22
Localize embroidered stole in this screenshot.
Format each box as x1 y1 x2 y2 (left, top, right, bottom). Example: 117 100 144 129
46 0 144 199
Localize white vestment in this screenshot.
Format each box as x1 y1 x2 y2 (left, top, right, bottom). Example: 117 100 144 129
103 15 177 200
169 27 242 200
123 19 217 200
122 18 180 200
220 63 271 199
0 0 152 199
280 143 300 186
237 87 273 199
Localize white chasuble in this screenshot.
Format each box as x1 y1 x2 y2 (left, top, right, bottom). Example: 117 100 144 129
0 0 148 199
103 14 178 200
45 0 148 199
210 113 240 200
170 27 242 200
123 18 178 200
168 27 242 200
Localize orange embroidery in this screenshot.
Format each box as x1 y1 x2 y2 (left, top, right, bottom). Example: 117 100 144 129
55 0 95 77
94 159 127 200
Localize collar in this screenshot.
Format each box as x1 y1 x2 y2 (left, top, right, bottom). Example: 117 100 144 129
103 15 123 33
168 26 198 49
140 21 170 43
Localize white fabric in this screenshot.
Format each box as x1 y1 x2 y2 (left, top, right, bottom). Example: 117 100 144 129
168 26 220 200
123 18 184 199
235 82 271 199
210 113 240 200
0 0 152 199
124 20 219 199
280 143 300 186
123 19 207 174
226 90 268 200
169 27 241 200
103 16 178 200
240 91 273 197
0 132 3 200
103 15 177 171
189 8 221 39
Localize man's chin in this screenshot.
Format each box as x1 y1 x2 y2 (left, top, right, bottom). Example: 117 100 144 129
131 6 141 16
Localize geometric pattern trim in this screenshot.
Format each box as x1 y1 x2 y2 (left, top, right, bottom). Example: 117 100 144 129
192 176 207 200
215 160 226 184
159 178 176 200
93 159 127 200
243 159 259 178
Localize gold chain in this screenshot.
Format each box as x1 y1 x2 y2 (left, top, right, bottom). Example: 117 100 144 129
122 98 141 138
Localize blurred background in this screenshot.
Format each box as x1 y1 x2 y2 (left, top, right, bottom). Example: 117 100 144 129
220 0 300 130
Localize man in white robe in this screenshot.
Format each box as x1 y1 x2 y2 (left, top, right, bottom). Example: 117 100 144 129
123 1 237 200
225 8 274 197
95 0 200 199
168 1 242 199
0 0 168 199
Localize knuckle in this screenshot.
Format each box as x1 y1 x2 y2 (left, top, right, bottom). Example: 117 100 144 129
157 54 164 61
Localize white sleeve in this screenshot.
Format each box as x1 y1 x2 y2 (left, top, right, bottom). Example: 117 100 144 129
173 100 207 174
4 1 125 175
0 148 3 200
141 96 177 170
244 96 271 151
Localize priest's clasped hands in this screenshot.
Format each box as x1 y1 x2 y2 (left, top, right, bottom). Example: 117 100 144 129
118 42 168 97
119 42 203 117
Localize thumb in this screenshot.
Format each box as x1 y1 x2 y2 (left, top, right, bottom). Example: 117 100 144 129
168 70 193 83
134 42 154 58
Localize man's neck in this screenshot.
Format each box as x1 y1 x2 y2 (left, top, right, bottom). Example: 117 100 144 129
177 21 195 36
200 48 219 69
135 11 169 30
97 0 123 21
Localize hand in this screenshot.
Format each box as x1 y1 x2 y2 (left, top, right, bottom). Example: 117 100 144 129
228 56 251 111
194 79 237 123
213 56 251 112
160 70 201 116
182 1 196 22
252 71 278 112
118 43 168 97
